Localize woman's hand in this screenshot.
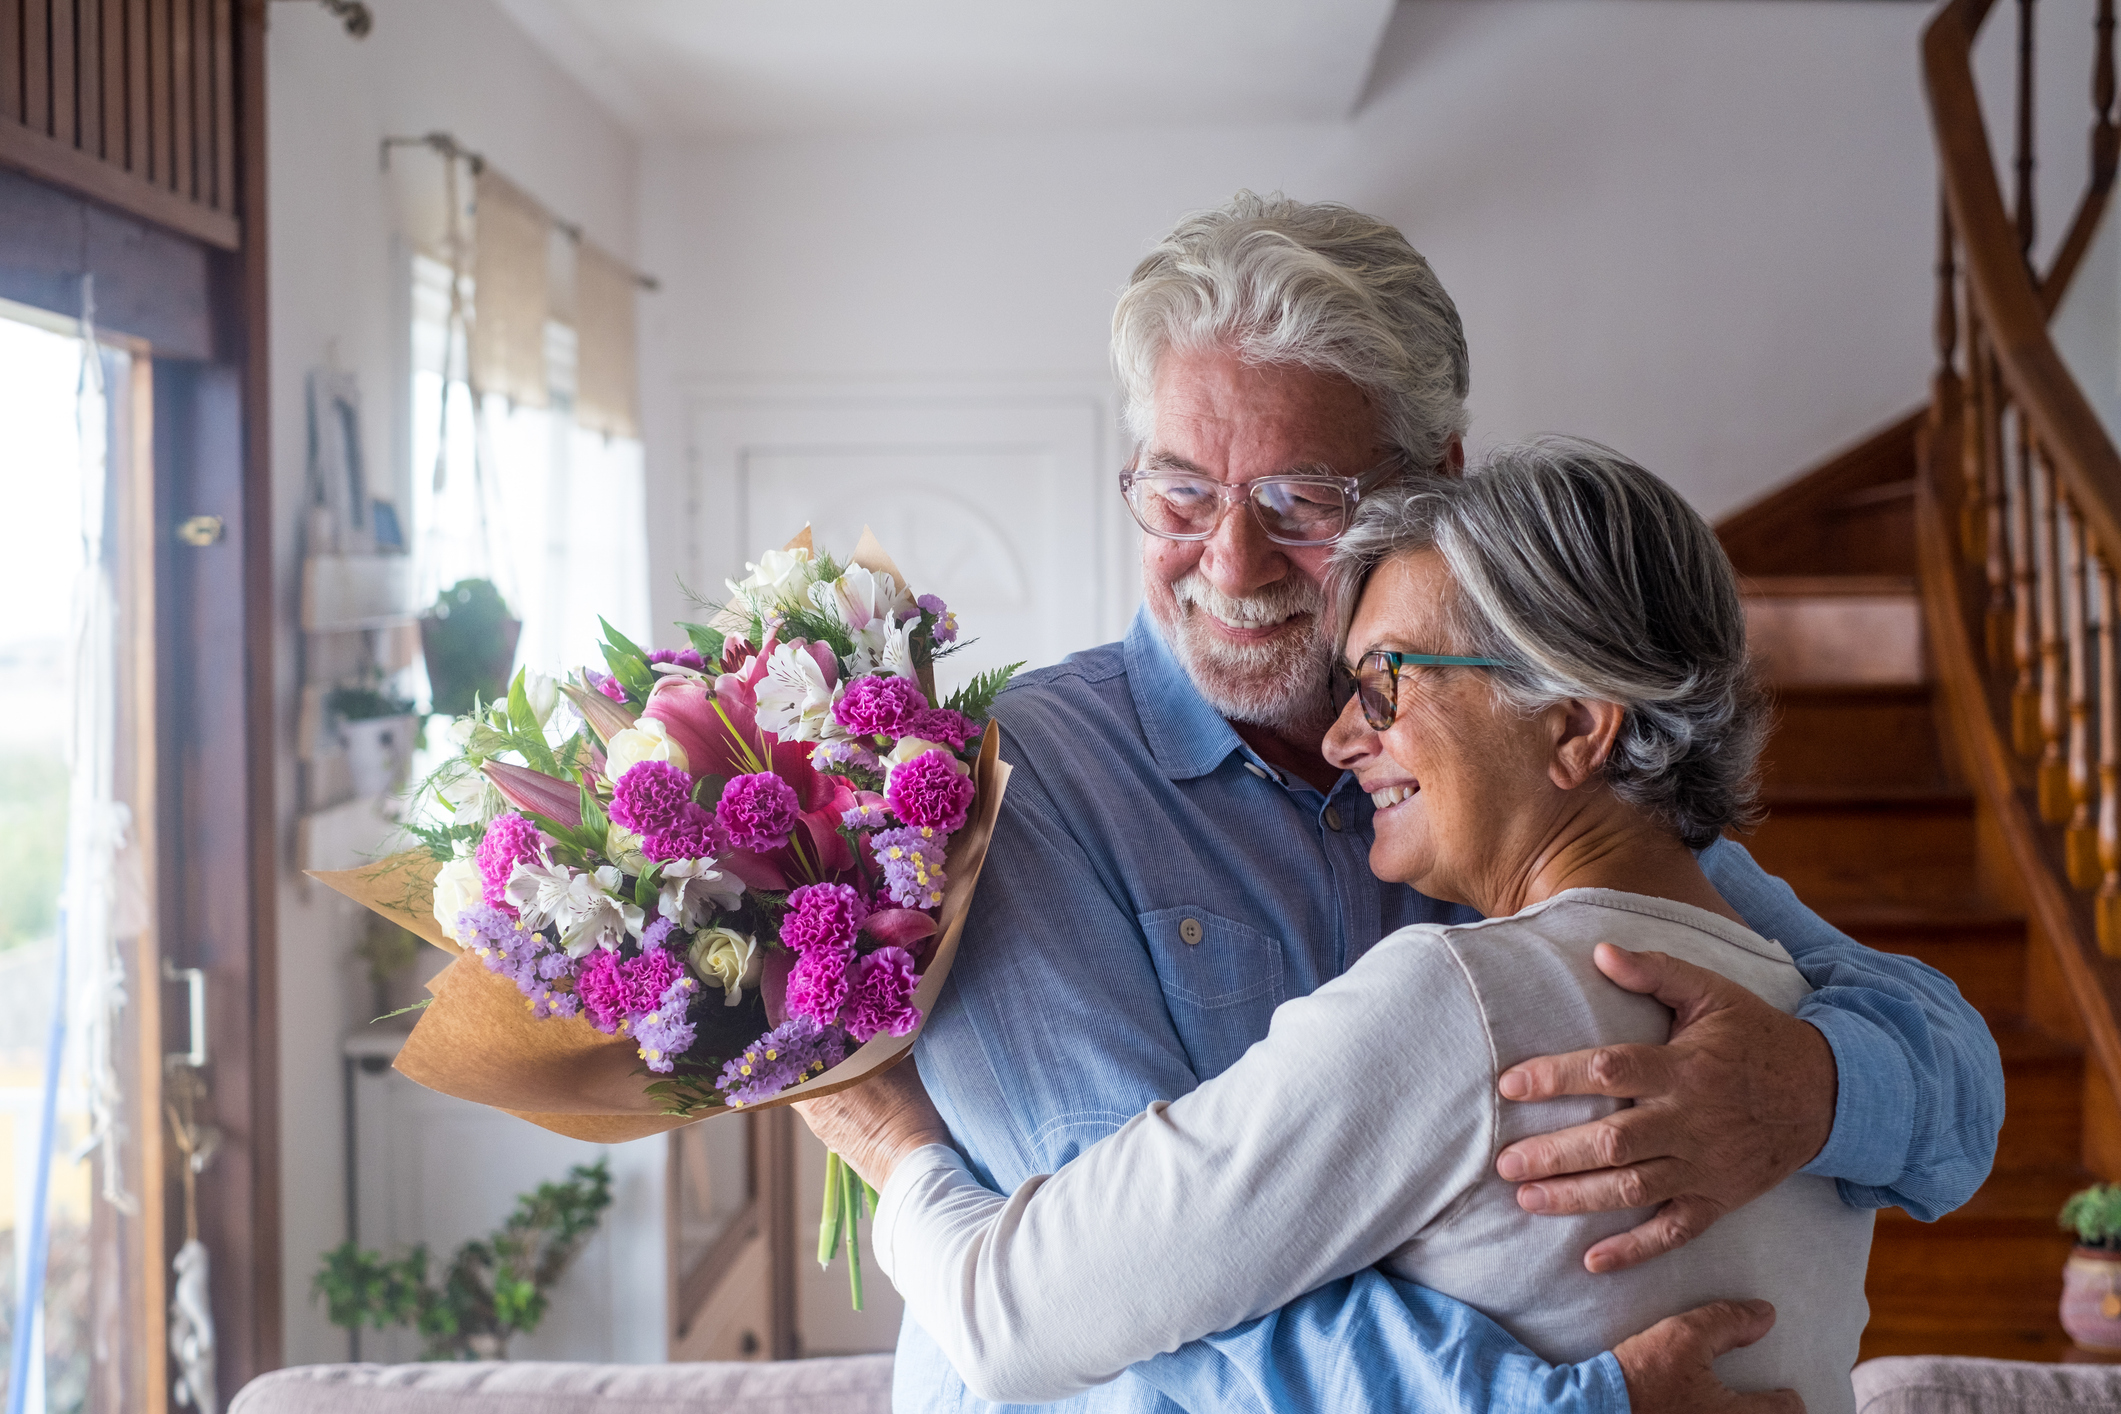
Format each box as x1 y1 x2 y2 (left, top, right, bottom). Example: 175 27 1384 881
791 1055 954 1189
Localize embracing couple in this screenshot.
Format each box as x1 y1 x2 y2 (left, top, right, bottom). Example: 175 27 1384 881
797 193 2004 1414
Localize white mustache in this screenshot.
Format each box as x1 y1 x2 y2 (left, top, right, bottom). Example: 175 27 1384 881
1171 571 1321 629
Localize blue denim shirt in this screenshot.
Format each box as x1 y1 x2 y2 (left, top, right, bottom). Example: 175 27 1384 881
895 608 2005 1414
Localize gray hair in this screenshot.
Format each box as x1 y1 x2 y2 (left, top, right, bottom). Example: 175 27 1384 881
1328 436 1766 849
1113 191 1470 476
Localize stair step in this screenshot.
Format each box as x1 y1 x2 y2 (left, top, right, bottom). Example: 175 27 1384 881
1743 576 1924 687
1859 1217 2076 1361
1741 790 1975 906
1822 901 2027 1020
1759 683 1949 792
1993 1021 2086 1172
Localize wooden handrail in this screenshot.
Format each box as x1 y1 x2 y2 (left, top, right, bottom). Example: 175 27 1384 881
1920 0 2121 1101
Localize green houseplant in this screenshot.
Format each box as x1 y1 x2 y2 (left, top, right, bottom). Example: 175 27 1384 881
2059 1182 2121 1351
314 1158 611 1360
420 578 522 718
328 681 420 798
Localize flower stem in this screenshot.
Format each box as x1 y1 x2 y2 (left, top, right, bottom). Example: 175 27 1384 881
817 1150 844 1269
844 1154 865 1310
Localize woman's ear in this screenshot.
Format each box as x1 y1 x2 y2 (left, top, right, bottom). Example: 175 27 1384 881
1549 698 1625 791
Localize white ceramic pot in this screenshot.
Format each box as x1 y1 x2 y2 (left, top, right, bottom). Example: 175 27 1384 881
340 714 418 798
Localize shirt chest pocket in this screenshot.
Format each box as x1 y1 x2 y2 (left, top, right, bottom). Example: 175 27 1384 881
1138 907 1286 1081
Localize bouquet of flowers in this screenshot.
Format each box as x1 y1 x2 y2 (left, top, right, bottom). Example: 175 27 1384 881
314 529 1011 1304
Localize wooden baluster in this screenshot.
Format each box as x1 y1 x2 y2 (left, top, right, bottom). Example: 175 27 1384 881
1935 201 1979 560
2100 552 2121 955
2012 408 2042 752
2067 499 2098 882
2097 0 2117 194
2018 0 2039 260
1978 322 2012 669
2038 450 2070 819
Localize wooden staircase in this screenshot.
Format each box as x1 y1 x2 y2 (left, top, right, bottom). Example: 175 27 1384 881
1720 415 2089 1360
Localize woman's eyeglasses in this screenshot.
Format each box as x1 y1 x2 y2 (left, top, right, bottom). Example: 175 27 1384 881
1330 650 1514 731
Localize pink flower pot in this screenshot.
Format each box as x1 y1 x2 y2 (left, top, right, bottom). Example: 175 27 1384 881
2061 1246 2121 1352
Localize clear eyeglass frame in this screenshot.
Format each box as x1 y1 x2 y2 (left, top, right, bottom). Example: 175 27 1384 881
1118 468 1370 547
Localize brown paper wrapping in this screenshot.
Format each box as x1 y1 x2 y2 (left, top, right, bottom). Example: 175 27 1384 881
308 527 1010 1143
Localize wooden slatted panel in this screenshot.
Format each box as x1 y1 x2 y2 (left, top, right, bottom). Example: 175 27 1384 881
143 0 163 186
168 0 188 199
78 0 102 161
2 0 21 129
100 0 122 166
25 0 49 136
52 0 75 148
206 0 222 209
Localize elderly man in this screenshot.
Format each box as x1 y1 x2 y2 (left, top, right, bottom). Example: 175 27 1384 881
886 194 2002 1412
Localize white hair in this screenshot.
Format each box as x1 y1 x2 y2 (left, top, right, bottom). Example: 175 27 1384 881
1328 437 1768 849
1113 191 1470 475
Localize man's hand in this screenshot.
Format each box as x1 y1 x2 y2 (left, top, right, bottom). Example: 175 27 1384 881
1613 1299 1802 1414
1493 943 1837 1272
791 1055 954 1189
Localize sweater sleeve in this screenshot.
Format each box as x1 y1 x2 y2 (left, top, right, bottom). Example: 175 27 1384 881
873 927 1498 1404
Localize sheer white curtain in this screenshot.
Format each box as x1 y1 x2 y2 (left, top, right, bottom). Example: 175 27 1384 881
409 254 651 686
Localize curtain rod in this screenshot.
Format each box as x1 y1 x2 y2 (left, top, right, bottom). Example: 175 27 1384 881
379 131 661 292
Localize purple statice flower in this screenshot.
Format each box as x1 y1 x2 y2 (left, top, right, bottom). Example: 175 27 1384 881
812 738 882 774
475 814 546 909
832 674 929 738
536 950 573 981
840 795 889 830
785 944 852 1026
640 916 676 951
648 648 708 670
717 1015 848 1107
592 671 628 704
887 750 976 832
461 904 578 1015
843 946 922 1043
716 771 800 852
917 594 959 645
577 947 686 1036
871 825 947 910
630 973 700 1072
643 803 721 863
910 708 980 751
781 882 868 955
609 759 694 837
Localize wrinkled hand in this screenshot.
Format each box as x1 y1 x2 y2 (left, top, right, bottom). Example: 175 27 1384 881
791 1055 953 1189
1613 1299 1803 1414
1494 943 1837 1272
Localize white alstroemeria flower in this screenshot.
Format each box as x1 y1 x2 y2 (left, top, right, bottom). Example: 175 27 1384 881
814 565 917 631
437 763 508 826
506 861 644 957
753 640 847 743
659 857 746 930
605 718 689 779
431 856 485 944
688 926 763 1007
883 736 972 782
522 670 560 726
727 547 818 616
848 611 920 681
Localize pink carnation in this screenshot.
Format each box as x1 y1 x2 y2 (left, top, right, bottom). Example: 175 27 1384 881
843 947 922 1043
475 813 546 909
717 772 801 852
577 946 685 1036
782 883 868 955
911 708 980 751
642 803 722 862
609 759 695 837
784 944 852 1027
887 750 976 832
833 674 929 738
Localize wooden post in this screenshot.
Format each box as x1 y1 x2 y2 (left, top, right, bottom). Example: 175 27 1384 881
2100 552 2121 954
2038 454 2070 817
1977 327 2012 668
2068 500 2099 882
757 1107 800 1360
2013 410 2043 754
2018 0 2039 260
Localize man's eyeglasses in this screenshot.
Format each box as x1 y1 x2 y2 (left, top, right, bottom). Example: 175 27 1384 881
1119 456 1405 548
1330 650 1515 732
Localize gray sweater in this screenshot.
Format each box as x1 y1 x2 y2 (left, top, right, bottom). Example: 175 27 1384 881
875 888 1873 1411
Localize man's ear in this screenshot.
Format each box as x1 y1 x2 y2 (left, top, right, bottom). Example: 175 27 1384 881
1444 437 1466 476
1550 698 1626 791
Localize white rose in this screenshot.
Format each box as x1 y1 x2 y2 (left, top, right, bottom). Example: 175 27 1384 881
605 821 649 875
605 718 689 779
431 856 485 944
688 927 763 1007
883 736 970 777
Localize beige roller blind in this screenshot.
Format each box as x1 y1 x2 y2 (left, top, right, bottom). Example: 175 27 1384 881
471 168 551 408
576 241 639 439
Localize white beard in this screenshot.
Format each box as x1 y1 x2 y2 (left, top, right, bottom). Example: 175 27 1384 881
1152 569 1335 734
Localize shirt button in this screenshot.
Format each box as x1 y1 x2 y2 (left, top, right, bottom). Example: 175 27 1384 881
1179 918 1204 945
1244 763 1268 779
1324 805 1343 832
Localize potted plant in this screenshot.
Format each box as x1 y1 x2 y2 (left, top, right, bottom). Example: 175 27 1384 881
2059 1183 2121 1350
420 578 521 718
328 682 419 799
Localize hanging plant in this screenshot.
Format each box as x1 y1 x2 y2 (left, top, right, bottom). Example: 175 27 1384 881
420 578 521 718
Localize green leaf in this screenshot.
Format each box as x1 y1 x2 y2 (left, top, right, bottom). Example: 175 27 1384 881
678 621 726 662
599 616 651 664
633 867 659 911
944 661 1026 723
371 998 435 1024
507 669 536 735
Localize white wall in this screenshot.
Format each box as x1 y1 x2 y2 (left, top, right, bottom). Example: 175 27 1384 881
638 0 1975 655
266 0 658 1367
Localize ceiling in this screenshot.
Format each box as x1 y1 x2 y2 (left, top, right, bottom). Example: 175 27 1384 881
491 0 1401 139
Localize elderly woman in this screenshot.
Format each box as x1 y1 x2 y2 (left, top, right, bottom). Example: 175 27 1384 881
799 437 1873 1414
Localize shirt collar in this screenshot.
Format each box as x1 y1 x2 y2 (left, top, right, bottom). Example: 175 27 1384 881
1124 605 1248 781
